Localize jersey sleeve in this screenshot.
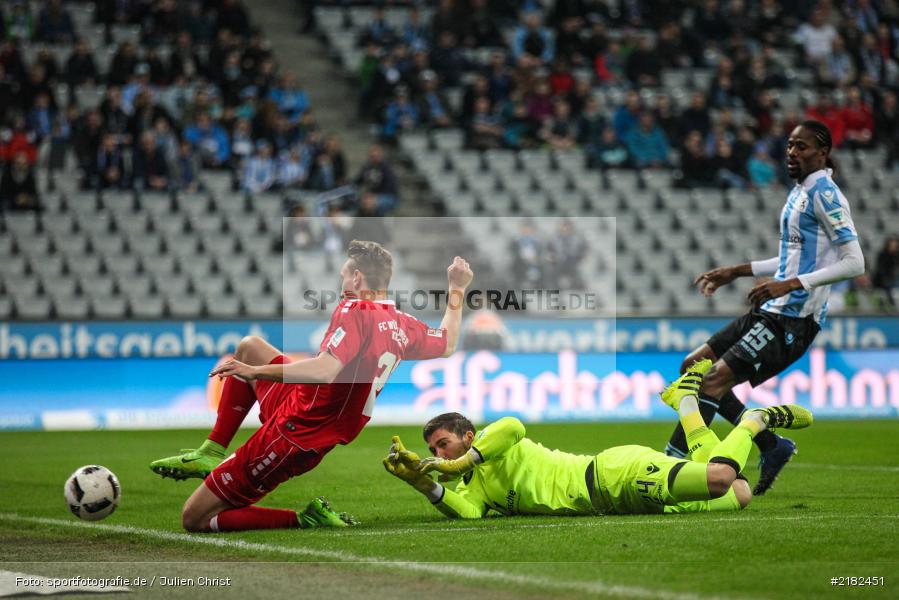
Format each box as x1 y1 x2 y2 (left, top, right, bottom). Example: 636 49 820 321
401 313 448 360
433 478 489 519
319 300 366 366
471 417 526 463
813 185 858 245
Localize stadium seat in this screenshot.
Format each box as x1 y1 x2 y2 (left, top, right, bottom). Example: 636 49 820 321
2 274 40 296
192 275 229 297
14 296 52 320
129 295 166 319
3 212 39 235
89 232 126 256
65 255 103 277
78 275 116 297
240 292 279 317
166 295 204 319
104 255 140 277
91 295 128 319
29 256 65 278
16 234 53 258
53 295 91 320
41 214 76 237
205 295 242 318
141 255 178 276
126 233 162 256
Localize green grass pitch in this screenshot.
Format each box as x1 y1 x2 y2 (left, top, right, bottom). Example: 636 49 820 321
1 420 897 599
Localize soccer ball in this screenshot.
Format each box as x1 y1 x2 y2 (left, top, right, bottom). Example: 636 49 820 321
64 465 121 521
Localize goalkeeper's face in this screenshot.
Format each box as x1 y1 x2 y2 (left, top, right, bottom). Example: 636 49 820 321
426 428 475 460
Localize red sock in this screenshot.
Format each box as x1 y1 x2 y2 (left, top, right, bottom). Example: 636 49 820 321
210 506 298 531
208 376 256 448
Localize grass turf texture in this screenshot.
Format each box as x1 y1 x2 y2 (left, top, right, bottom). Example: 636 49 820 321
1 421 897 600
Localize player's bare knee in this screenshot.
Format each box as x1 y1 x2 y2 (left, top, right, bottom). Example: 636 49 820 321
181 506 208 533
234 336 263 361
700 367 733 400
733 479 752 509
707 465 736 498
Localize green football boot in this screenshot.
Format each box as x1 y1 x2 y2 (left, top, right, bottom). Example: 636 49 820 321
298 497 358 528
149 440 227 480
746 404 814 430
661 358 713 411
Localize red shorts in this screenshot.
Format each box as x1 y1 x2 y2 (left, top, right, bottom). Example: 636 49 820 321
205 415 328 507
254 355 293 422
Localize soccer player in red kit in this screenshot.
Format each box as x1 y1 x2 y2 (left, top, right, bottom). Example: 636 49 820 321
150 241 474 532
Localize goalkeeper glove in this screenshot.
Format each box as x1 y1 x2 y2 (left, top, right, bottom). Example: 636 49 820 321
383 436 437 495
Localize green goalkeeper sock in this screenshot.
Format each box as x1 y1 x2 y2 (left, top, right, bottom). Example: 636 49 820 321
678 396 721 463
686 426 721 463
708 425 755 474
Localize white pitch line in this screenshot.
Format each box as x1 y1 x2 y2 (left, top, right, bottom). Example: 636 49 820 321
325 513 899 539
0 513 723 600
787 463 899 472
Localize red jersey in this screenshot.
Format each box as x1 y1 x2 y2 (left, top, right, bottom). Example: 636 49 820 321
274 298 447 450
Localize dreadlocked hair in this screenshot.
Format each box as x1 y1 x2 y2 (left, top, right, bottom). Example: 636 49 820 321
346 240 393 290
801 119 838 173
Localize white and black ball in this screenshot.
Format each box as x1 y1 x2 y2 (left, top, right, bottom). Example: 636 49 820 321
64 465 121 521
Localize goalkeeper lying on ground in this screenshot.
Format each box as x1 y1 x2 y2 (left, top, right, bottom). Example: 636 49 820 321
384 359 813 517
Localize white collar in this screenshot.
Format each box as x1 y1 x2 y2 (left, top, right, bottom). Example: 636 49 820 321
799 168 832 192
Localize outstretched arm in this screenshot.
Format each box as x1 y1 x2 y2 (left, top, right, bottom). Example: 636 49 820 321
210 352 343 384
439 256 474 357
415 417 526 476
694 263 754 297
747 239 865 305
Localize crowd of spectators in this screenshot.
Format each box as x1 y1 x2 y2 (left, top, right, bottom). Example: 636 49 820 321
509 218 587 291
0 0 400 216
353 0 899 191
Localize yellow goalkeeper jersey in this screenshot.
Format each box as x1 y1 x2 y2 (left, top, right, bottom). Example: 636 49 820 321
433 417 594 519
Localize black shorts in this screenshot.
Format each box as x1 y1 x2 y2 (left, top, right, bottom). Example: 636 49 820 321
707 308 820 387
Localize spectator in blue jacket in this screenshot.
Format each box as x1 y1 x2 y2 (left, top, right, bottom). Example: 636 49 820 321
382 87 419 142
613 90 642 140
512 11 555 64
623 112 670 168
184 112 230 168
269 71 308 124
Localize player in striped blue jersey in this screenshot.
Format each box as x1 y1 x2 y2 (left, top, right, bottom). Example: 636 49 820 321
664 120 865 495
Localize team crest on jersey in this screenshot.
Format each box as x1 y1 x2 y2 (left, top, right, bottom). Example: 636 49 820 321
329 326 346 348
797 192 808 212
427 328 444 337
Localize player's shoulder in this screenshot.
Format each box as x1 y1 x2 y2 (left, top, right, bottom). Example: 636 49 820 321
395 307 427 326
810 176 846 209
332 297 382 315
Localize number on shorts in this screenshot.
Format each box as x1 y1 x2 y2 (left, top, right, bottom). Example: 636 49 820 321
363 352 399 417
742 322 775 352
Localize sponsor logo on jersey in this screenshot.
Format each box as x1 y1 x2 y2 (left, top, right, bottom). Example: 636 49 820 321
827 209 848 229
506 489 517 513
427 328 444 337
329 326 346 348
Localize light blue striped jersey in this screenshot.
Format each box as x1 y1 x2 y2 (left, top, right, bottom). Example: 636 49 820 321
763 169 858 324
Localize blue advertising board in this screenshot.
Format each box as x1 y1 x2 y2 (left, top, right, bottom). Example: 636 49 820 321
1 316 898 359
1 349 896 430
